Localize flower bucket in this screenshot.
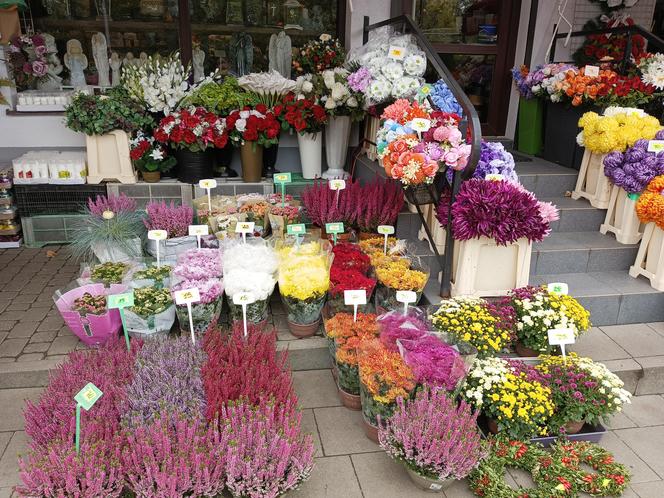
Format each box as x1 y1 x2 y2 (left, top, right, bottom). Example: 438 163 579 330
141 171 161 183
516 97 543 156
323 115 351 179
451 236 532 297
92 237 142 263
86 131 137 184
175 149 214 184
54 283 126 346
629 223 664 291
338 386 361 410
571 149 611 209
406 468 454 493
362 115 380 161
124 305 176 339
175 298 223 335
240 141 263 183
600 186 644 245
146 235 197 260
297 132 322 179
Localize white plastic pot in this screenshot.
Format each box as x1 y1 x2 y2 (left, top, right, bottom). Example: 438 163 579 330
629 223 664 291
146 235 197 259
600 185 644 245
297 131 323 179
92 237 142 263
86 130 137 184
363 115 380 161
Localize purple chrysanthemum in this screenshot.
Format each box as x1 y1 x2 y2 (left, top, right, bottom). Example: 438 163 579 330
604 131 664 194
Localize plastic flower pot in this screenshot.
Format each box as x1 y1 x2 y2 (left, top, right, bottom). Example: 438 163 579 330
571 149 611 209
564 420 585 435
281 294 326 329
629 223 664 291
146 235 197 260
362 414 380 443
175 298 223 335
54 283 126 346
92 237 142 263
515 341 541 358
227 297 270 325
297 131 322 179
124 305 176 339
405 468 454 493
323 115 351 179
600 186 644 245
516 97 543 156
240 141 263 183
287 318 321 338
542 101 586 169
175 149 214 184
141 171 161 183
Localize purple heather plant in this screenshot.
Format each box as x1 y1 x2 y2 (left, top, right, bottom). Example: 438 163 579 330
378 387 485 481
221 401 315 498
124 337 206 426
354 177 404 233
87 193 137 217
436 179 550 245
603 131 664 194
143 200 194 238
301 179 360 227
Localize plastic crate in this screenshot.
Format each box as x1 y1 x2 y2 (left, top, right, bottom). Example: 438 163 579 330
14 184 107 216
107 180 193 208
22 214 88 248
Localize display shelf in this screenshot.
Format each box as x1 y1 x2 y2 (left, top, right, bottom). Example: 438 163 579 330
6 110 66 117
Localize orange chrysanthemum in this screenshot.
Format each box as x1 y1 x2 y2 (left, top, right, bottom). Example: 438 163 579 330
358 339 416 404
636 175 664 229
326 312 379 366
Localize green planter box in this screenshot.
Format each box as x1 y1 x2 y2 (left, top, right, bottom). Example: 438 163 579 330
517 97 543 155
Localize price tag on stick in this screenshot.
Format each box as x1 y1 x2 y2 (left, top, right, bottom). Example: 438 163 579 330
148 229 167 268
325 222 344 245
396 290 417 315
174 288 201 344
287 223 306 246
377 225 395 255
108 291 134 351
188 224 209 249
73 382 103 454
344 289 367 322
548 327 576 362
547 282 569 295
235 221 255 244
274 172 292 208
233 292 256 339
329 179 346 209
198 179 217 215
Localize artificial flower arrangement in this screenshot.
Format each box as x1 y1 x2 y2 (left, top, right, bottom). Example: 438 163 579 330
153 106 228 152
574 13 646 66
237 70 297 109
373 255 429 311
507 286 591 356
90 262 130 286
456 140 518 182
7 33 50 91
511 62 575 101
327 243 377 316
379 130 440 186
292 34 346 74
430 296 515 358
129 131 176 178
603 132 664 194
276 93 328 135
71 292 107 316
422 79 465 116
296 69 365 122
577 110 662 154
378 388 485 490
639 52 664 90
225 104 281 147
462 357 554 439
636 175 664 229
124 285 175 338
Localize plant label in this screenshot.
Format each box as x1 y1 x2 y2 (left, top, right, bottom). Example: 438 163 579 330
648 140 664 153
233 292 255 339
198 179 217 189
396 290 417 315
325 222 344 245
388 45 408 60
174 288 201 305
329 179 346 191
75 382 103 411
547 282 569 295
548 327 575 362
287 223 306 235
485 174 504 181
188 224 209 236
235 221 255 234
377 225 395 235
108 292 134 309
584 65 600 77
273 172 292 184
147 229 167 241
344 289 366 322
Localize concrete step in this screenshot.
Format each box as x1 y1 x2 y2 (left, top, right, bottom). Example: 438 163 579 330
532 231 639 275
515 158 578 198
544 196 607 232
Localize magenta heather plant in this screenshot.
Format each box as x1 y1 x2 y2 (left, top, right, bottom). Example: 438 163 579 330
355 177 405 233
221 401 315 498
301 179 361 227
378 388 485 481
124 337 206 426
17 435 126 498
87 193 137 217
436 179 550 245
143 201 194 238
122 414 228 498
23 336 139 450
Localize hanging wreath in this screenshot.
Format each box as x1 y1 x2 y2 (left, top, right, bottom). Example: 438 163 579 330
589 0 640 14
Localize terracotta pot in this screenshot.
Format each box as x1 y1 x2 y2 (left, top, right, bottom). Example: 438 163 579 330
141 171 161 183
288 318 320 338
358 231 381 241
406 468 454 493
240 141 264 182
564 420 585 434
487 418 499 435
362 416 379 443
515 341 541 358
338 387 361 410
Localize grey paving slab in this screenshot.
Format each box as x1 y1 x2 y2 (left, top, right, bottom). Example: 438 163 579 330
0 432 26 489
618 292 664 324
615 426 664 480
314 406 380 456
293 370 341 409
602 324 664 358
0 486 13 498
0 340 27 359
631 480 664 498
46 336 80 356
605 411 638 430
300 409 323 458
621 396 664 428
570 327 630 361
0 388 42 432
288 456 363 498
598 431 661 483
635 356 664 395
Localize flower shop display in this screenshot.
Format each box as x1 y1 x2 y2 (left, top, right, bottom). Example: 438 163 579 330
512 65 545 155
268 204 302 238
630 175 664 290
374 255 429 312
324 312 379 409
301 179 359 240
225 269 276 325
354 177 404 237
358 339 416 442
327 243 376 316
172 278 224 335
129 131 176 182
507 286 591 357
378 388 485 492
293 34 346 74
154 106 229 183
6 33 51 91
131 264 172 289
601 132 664 244
377 308 430 352
574 13 646 66
437 179 554 296
123 286 175 338
277 240 331 336
71 194 143 263
225 105 281 182
143 200 196 258
54 283 126 346
462 357 554 439
238 199 270 236
430 296 515 359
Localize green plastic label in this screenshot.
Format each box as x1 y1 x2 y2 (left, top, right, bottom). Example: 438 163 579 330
325 222 344 234
287 223 306 235
273 172 292 184
108 292 134 309
74 382 103 411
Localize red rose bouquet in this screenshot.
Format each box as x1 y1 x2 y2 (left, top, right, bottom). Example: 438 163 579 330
225 104 281 147
573 15 646 66
154 106 228 152
276 94 328 135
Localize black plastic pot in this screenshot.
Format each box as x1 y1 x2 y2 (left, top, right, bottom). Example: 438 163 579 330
542 102 588 170
175 149 214 184
215 143 238 177
262 144 280 178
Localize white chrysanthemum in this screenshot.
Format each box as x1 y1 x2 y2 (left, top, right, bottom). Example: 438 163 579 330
382 61 404 82
392 77 418 98
403 53 427 76
224 269 276 301
368 77 391 102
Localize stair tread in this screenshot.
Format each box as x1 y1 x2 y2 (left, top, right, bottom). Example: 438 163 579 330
530 271 659 297
535 232 639 251
515 160 578 176
540 196 601 210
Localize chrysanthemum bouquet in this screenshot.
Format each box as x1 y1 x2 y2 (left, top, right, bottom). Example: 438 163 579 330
508 286 591 355
397 334 467 391
377 308 430 353
636 175 664 229
576 110 661 153
225 269 276 324
374 256 428 311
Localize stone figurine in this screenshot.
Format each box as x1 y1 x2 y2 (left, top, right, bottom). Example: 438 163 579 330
110 52 122 86
38 33 63 90
193 45 205 81
123 51 137 68
64 39 88 87
138 52 149 67
268 31 291 79
92 32 110 87
229 32 253 77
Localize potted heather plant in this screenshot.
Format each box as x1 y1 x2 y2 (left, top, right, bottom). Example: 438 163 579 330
355 177 404 239
143 200 196 258
379 388 485 492
124 286 175 339
301 179 360 241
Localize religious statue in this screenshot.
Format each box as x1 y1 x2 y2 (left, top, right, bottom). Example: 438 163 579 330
110 52 122 86
138 52 148 67
92 32 110 87
123 51 137 68
193 45 205 81
268 31 291 79
38 34 63 90
64 39 88 87
229 32 253 77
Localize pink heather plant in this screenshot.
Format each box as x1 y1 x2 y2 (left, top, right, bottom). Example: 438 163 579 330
143 201 194 238
355 177 404 233
378 388 485 481
301 179 360 227
172 278 223 304
221 402 315 498
17 435 126 498
87 193 137 217
122 415 228 498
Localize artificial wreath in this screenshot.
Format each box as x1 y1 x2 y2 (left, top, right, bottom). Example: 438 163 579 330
469 438 631 498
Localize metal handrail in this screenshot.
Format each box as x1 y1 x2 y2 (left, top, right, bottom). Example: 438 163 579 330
362 14 483 297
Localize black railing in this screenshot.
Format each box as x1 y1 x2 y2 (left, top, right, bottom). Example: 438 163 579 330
362 14 482 298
